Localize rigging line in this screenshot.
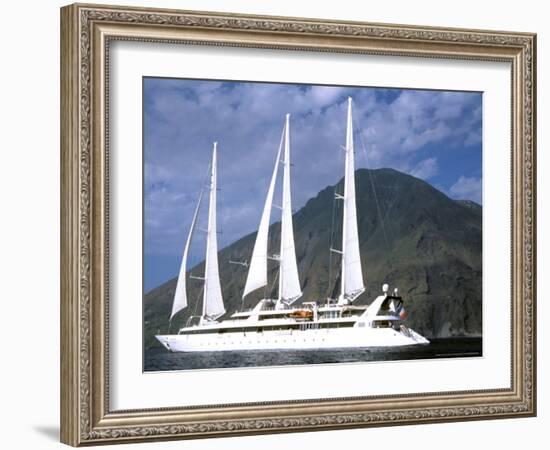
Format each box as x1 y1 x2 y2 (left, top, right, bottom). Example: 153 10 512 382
278 151 286 299
264 219 280 303
326 150 343 301
275 126 286 302
355 118 392 252
327 193 336 301
269 266 280 301
196 156 214 243
376 177 398 274
262 224 276 302
263 261 269 301
218 149 224 245
191 282 204 319
380 177 400 232
187 155 215 321
327 144 345 303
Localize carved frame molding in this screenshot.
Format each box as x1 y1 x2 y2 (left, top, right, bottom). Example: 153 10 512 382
60 3 536 446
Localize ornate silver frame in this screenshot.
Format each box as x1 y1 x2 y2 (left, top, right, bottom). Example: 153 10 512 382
60 3 536 446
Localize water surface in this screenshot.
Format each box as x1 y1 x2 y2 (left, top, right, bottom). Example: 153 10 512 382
144 337 482 372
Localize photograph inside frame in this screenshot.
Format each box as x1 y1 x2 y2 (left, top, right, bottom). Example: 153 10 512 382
142 77 483 371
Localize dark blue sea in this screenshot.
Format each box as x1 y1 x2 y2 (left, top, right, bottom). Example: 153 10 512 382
144 337 482 372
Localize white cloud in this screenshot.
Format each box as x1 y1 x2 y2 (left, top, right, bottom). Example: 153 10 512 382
449 176 482 204
409 157 438 179
308 86 347 108
464 129 481 146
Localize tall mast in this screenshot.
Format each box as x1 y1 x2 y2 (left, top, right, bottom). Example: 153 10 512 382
277 114 302 306
338 98 365 305
202 142 225 319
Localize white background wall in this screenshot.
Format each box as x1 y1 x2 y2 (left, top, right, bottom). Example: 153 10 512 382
0 1 546 449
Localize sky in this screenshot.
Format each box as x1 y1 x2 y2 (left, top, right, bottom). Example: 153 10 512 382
143 78 482 291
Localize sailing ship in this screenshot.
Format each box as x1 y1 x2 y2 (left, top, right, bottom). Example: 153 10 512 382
155 98 429 353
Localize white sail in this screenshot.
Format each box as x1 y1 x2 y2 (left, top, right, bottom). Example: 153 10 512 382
339 98 365 304
278 114 302 303
202 143 225 319
242 130 284 298
171 190 204 320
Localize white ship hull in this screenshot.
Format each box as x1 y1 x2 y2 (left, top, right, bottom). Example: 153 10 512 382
156 326 428 352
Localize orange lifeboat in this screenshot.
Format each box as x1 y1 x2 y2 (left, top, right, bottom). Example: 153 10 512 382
289 309 313 319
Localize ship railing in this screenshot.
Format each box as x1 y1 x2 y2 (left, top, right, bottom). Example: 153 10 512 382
237 304 331 315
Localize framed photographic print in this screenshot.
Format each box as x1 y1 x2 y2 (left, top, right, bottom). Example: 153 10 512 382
60 3 536 446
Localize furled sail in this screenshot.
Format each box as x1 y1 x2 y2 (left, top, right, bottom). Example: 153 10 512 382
278 114 302 303
203 143 225 319
170 189 204 320
242 130 284 298
339 98 365 304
